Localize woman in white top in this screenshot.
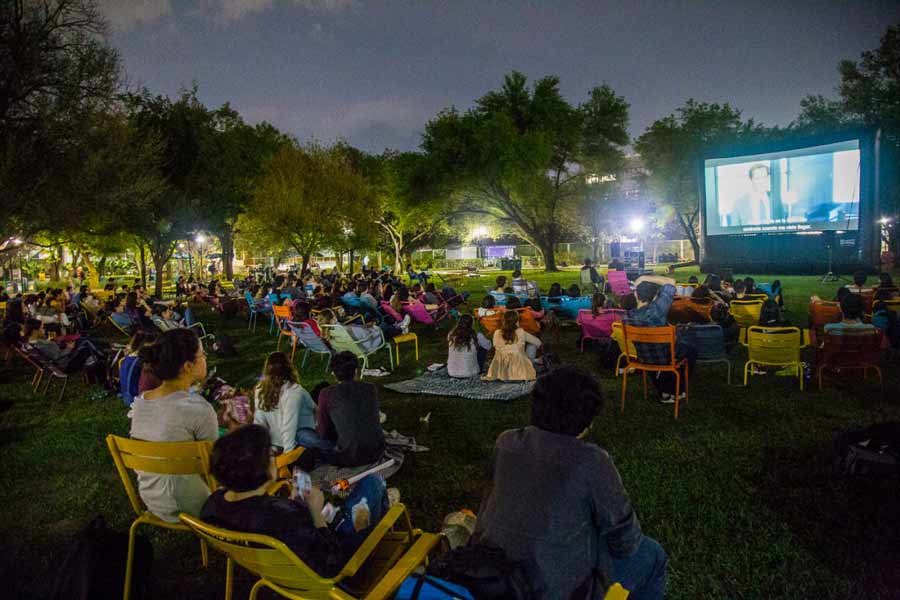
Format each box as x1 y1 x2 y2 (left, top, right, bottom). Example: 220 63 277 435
483 311 542 382
130 329 218 523
447 315 492 378
253 351 320 451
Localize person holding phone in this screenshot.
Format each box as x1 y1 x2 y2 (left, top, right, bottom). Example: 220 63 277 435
200 424 388 577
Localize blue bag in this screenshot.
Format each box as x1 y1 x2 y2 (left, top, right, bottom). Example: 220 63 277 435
395 573 473 600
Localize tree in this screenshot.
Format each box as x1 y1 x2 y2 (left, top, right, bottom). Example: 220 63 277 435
1 0 120 244
239 142 377 275
635 100 764 262
201 111 290 279
421 72 629 271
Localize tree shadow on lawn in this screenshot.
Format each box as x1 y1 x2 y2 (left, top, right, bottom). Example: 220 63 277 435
756 441 900 599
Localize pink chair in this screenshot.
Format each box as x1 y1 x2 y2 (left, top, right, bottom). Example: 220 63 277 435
607 271 631 297
402 301 447 329
380 300 404 323
576 309 625 352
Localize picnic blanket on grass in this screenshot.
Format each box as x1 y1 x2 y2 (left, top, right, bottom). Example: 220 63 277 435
384 369 534 402
307 432 427 489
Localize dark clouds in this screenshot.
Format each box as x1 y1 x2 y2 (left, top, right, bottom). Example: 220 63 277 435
105 1 900 152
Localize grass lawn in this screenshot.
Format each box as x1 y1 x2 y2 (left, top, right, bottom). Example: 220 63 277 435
1 267 898 599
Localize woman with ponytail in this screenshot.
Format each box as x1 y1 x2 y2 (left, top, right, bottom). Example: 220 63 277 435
130 328 218 522
483 310 541 382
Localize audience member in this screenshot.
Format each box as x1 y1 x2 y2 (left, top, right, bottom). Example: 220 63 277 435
447 314 492 377
845 271 872 295
483 311 541 382
474 367 667 599
131 329 218 522
824 293 875 335
624 275 697 403
200 424 388 578
253 352 321 452
315 352 385 467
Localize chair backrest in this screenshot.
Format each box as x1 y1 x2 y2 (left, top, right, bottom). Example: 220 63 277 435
668 298 712 324
610 321 637 358
607 271 631 296
402 302 435 325
622 324 677 366
576 309 624 338
859 290 875 313
745 326 803 365
809 300 843 343
744 293 769 302
244 291 255 307
729 299 764 328
511 308 540 335
179 503 415 594
272 305 292 328
819 329 883 368
105 435 213 518
287 321 331 353
882 299 900 314
380 300 403 323
476 311 505 337
557 295 591 319
322 323 365 356
682 323 727 360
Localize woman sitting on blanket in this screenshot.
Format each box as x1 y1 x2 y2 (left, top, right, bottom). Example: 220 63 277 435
200 424 389 578
483 311 542 382
447 315 492 378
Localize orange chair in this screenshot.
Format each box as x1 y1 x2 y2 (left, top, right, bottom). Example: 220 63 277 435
809 300 842 346
620 324 689 418
273 305 294 349
475 309 505 338
511 307 541 336
668 298 712 324
816 329 884 391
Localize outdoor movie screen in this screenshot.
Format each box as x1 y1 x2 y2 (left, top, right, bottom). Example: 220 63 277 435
704 139 860 236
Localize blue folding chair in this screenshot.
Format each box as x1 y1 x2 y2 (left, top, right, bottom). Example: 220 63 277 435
287 321 333 370
244 292 272 332
682 323 732 384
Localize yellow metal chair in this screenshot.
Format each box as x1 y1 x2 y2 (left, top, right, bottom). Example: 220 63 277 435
610 321 637 376
0 301 6 319
108 315 133 338
106 435 215 600
392 333 419 365
180 504 441 600
729 299 764 343
605 583 629 600
742 326 809 390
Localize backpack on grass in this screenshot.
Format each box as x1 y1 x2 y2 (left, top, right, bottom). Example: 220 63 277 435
50 515 153 600
424 543 534 600
833 422 900 478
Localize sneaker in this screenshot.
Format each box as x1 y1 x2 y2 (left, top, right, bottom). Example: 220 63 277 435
400 314 411 334
387 487 401 507
659 394 676 404
351 501 371 532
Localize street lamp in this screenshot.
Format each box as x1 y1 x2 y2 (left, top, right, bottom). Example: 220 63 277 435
629 217 644 233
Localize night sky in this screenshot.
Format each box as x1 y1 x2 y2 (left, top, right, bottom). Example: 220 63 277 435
103 1 900 153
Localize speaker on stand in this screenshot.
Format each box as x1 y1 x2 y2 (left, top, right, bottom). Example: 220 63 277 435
820 231 846 283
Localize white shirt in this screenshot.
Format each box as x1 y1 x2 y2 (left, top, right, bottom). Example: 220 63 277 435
253 382 316 452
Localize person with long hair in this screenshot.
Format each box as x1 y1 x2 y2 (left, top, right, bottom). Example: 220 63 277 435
130 329 218 522
253 352 321 452
447 314 492 377
483 310 541 382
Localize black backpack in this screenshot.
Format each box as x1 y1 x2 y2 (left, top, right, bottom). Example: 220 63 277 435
213 333 238 357
50 515 153 600
833 422 900 478
425 543 534 600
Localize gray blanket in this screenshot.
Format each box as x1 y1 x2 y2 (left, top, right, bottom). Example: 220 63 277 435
384 369 534 402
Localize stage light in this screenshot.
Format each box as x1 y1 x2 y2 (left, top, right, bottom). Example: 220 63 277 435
195 233 206 244
880 217 891 225
629 217 644 233
471 226 489 239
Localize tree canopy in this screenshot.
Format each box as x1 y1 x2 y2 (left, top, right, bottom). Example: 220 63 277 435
421 71 629 271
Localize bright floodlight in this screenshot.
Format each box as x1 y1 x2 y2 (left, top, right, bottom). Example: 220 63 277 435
629 217 644 233
880 217 891 225
195 233 206 244
472 225 489 239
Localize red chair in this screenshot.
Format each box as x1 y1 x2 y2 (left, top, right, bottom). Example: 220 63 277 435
576 309 625 352
380 300 404 323
809 300 842 346
402 301 448 329
621 324 689 419
816 329 884 391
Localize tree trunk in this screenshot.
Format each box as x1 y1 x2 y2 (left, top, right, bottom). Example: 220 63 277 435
218 230 235 280
50 245 62 281
349 250 354 274
138 244 147 288
539 241 559 272
152 252 166 298
676 211 701 263
301 253 310 276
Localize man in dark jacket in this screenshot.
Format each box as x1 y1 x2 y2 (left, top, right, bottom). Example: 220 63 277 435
474 367 666 599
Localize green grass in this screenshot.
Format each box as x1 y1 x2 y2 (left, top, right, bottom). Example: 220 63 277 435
2 267 899 599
